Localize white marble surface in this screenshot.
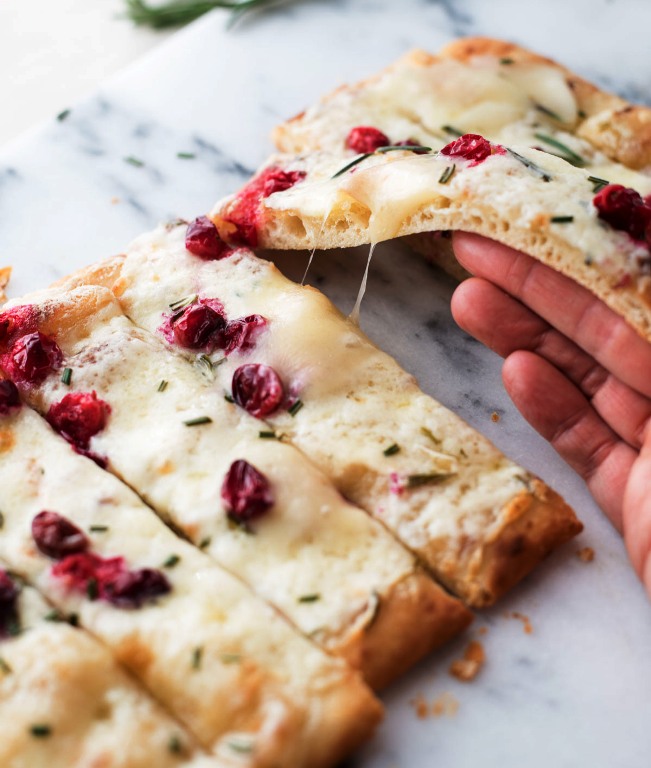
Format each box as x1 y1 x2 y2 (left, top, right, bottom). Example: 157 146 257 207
1 2 651 766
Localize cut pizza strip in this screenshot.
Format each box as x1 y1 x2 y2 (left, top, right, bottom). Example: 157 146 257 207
61 224 580 607
0 289 471 688
0 566 216 768
0 391 381 767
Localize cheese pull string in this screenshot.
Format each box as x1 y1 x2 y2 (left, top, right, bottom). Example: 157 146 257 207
301 212 330 286
349 243 376 326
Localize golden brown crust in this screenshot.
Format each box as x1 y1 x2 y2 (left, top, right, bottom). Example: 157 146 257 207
440 37 651 170
332 571 473 690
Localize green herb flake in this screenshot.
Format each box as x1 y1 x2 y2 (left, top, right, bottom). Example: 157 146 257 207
534 132 585 167
87 579 99 601
169 294 197 312
258 430 278 439
406 472 455 489
191 646 203 670
438 164 456 185
89 524 109 533
61 367 72 386
168 734 183 754
163 554 181 569
0 657 11 674
183 416 213 427
506 148 552 182
534 103 563 122
420 426 441 445
124 155 145 168
550 215 574 224
56 109 71 122
383 443 400 457
125 0 279 29
30 724 51 738
228 740 254 755
298 594 320 603
332 153 372 179
177 152 196 160
442 124 464 138
220 653 241 664
288 399 304 417
578 109 587 119
199 536 211 549
376 144 432 154
68 613 80 627
224 394 235 404
0 511 4 530
499 57 515 65
44 609 63 623
588 175 610 193
157 379 168 392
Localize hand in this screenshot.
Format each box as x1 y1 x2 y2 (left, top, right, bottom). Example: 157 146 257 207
450 232 651 595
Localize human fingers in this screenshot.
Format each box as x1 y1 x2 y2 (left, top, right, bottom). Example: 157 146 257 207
502 350 638 531
452 278 651 449
623 431 651 593
452 232 651 399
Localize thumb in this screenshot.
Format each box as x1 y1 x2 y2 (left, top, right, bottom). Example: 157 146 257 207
623 428 651 596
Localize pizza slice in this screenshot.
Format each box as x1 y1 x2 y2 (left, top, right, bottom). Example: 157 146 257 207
0 287 471 690
57 224 580 607
0 565 215 768
212 39 651 343
0 386 381 766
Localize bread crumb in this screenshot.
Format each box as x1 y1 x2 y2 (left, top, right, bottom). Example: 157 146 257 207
577 546 595 563
449 640 486 682
477 626 489 636
0 266 12 304
111 197 121 205
506 610 533 634
491 411 500 423
410 693 429 719
432 692 459 717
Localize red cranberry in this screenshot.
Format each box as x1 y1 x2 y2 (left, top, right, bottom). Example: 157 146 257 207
0 570 18 637
221 459 273 523
594 184 644 231
32 511 89 560
172 303 227 349
221 166 306 248
346 126 391 154
8 332 62 384
185 216 230 260
232 364 284 418
222 314 267 355
47 391 111 450
0 305 38 347
0 380 20 414
440 133 493 165
51 552 102 590
101 568 171 608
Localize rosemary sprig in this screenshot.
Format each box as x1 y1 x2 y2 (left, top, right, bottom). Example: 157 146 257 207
507 148 552 182
124 155 145 168
406 472 455 488
157 379 168 392
534 103 563 123
442 124 464 138
534 132 586 167
376 144 432 154
183 416 212 426
438 164 456 184
383 443 400 457
177 152 195 159
124 0 284 29
588 175 609 193
298 594 320 603
169 294 197 312
550 215 574 224
288 399 303 417
331 153 372 179
30 724 51 738
61 367 72 386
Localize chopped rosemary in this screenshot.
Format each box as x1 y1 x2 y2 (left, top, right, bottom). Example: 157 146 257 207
259 430 279 439
534 103 563 122
288 399 304 417
228 740 254 754
0 511 4 529
298 594 320 603
89 525 109 533
588 175 609 193
199 536 211 549
383 443 400 457
30 724 51 738
406 472 455 488
0 657 11 674
56 108 71 122
61 367 72 386
442 124 464 138
124 155 145 168
168 734 183 754
87 579 99 601
177 152 195 159
163 554 180 568
191 646 203 670
506 148 552 182
169 293 197 312
376 144 432 154
578 109 587 119
499 57 514 65
220 653 241 664
44 609 64 622
68 613 79 627
420 426 441 445
534 132 585 167
331 153 372 179
438 164 456 184
224 394 235 404
157 379 168 392
550 215 574 224
197 355 213 375
183 416 213 426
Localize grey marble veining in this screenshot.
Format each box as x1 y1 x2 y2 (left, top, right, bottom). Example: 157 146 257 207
1 1 651 766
